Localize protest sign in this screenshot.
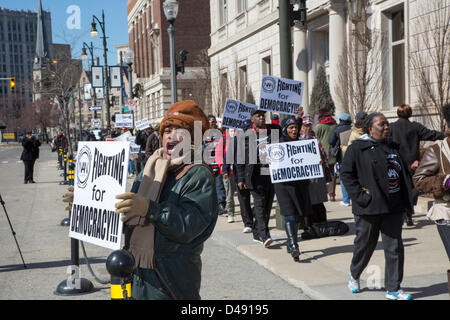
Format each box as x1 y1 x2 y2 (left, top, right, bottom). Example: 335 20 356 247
267 139 323 184
340 129 352 146
221 99 256 129
114 114 134 128
135 118 150 131
70 141 130 250
115 131 140 155
259 75 304 116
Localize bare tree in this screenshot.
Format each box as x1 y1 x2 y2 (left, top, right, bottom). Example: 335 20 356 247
34 47 82 154
191 49 213 115
210 54 247 117
336 0 387 116
410 0 450 131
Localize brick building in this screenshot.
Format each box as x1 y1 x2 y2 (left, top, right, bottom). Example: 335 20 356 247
127 0 212 125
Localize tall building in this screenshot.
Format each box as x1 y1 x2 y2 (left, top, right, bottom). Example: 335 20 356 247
0 0 52 101
127 0 212 125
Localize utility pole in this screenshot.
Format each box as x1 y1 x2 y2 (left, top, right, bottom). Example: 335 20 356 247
279 0 293 80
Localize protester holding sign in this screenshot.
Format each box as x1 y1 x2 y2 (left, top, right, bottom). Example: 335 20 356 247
115 100 218 300
273 117 313 261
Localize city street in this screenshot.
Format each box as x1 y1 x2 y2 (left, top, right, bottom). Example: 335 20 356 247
0 144 309 300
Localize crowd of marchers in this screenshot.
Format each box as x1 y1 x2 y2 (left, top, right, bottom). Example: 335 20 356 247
57 100 450 300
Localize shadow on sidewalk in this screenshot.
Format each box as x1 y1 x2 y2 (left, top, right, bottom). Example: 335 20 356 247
403 282 449 299
0 257 106 272
284 238 419 263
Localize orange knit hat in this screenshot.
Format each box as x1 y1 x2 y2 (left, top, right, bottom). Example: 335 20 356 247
159 100 209 137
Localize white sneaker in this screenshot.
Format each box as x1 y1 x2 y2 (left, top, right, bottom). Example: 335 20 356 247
263 237 273 247
348 274 360 293
340 201 350 206
385 289 412 300
227 215 234 223
243 227 252 233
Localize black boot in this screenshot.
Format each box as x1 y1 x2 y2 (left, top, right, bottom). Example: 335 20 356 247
285 221 300 261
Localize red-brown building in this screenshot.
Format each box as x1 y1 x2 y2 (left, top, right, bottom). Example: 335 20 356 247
127 0 212 124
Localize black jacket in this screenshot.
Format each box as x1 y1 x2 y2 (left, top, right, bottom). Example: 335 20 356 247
235 124 281 189
340 135 414 216
21 137 41 161
328 121 352 162
390 118 444 168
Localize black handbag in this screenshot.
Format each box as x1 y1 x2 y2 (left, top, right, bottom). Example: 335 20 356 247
329 145 340 158
323 164 333 182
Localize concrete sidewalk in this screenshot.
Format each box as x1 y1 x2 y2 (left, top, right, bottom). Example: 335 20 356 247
212 187 450 300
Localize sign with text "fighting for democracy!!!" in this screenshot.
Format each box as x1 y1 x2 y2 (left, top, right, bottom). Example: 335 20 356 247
221 99 257 129
267 139 323 184
70 141 130 250
259 75 304 116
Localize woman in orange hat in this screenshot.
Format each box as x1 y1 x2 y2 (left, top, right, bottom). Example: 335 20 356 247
114 100 218 300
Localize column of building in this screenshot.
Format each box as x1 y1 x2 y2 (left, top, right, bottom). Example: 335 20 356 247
327 1 347 117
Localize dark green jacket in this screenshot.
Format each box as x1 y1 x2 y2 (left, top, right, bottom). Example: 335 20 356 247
129 165 218 300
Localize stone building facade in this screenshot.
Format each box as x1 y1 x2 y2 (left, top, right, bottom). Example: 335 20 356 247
209 0 449 128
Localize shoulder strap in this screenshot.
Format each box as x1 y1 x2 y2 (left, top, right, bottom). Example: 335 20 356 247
438 140 450 175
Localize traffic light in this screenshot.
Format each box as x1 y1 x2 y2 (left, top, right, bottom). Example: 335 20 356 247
289 0 307 26
176 50 188 75
10 77 16 93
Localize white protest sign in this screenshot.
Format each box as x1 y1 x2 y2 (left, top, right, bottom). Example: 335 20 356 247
115 114 134 128
221 99 256 129
267 139 323 184
114 131 140 155
259 75 304 116
135 118 150 131
128 136 140 154
70 141 130 250
114 130 132 141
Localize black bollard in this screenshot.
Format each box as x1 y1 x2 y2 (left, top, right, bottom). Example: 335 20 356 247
59 150 69 185
60 154 74 227
106 249 135 300
54 238 94 296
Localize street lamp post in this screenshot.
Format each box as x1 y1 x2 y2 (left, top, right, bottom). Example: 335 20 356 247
124 49 135 127
163 0 179 104
91 10 112 128
81 42 98 120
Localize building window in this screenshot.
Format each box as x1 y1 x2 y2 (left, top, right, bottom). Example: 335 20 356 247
239 65 247 100
237 0 247 14
219 0 228 26
262 56 271 76
390 8 405 107
220 72 228 103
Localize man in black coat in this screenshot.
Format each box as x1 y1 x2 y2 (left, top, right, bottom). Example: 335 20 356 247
235 110 280 247
21 131 41 184
390 104 445 225
328 113 352 163
135 126 152 173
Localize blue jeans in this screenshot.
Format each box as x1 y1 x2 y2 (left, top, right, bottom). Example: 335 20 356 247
129 159 135 174
215 173 226 206
340 179 350 204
